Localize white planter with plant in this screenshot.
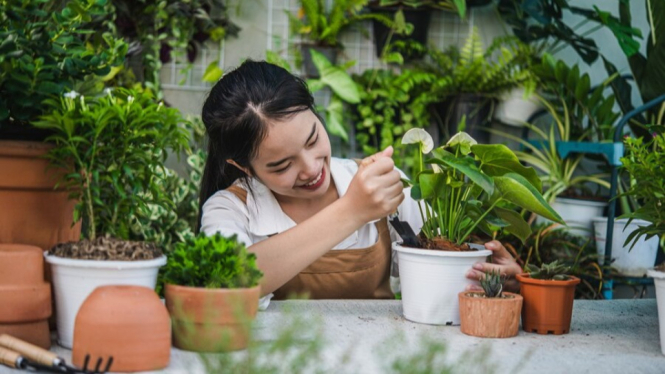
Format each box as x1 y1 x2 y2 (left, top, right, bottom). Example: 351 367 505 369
620 130 665 355
494 87 543 127
396 129 563 325
543 197 607 239
33 88 190 348
592 217 659 276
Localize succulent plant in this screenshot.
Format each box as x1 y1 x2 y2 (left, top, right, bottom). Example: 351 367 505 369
480 270 505 298
525 260 571 281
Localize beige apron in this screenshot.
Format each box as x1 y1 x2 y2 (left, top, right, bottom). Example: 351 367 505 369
225 185 393 300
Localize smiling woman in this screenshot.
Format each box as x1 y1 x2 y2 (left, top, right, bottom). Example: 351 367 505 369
197 60 519 308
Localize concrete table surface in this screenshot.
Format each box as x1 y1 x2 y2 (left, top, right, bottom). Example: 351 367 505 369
1 299 663 373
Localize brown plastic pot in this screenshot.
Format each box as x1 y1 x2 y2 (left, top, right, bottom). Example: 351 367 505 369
516 273 580 335
165 284 261 352
0 141 81 251
72 285 171 372
458 291 523 338
0 244 52 349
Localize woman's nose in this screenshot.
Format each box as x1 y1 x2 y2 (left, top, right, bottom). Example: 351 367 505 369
298 158 319 180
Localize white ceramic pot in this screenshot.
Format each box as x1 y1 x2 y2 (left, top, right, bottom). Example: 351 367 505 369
647 268 665 356
537 197 607 239
493 87 542 127
44 253 166 348
393 242 491 325
592 217 659 276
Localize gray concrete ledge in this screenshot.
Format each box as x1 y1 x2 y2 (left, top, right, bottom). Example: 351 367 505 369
1 299 663 373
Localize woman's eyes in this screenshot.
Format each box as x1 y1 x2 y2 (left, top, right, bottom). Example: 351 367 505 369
272 134 319 174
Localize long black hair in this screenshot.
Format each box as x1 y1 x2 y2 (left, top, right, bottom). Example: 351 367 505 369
198 60 316 230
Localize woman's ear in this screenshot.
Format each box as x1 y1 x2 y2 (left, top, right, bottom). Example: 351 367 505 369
226 159 252 176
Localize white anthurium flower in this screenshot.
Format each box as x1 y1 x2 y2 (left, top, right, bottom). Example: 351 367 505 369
446 131 477 147
63 91 80 99
103 87 113 96
127 95 135 103
401 128 434 154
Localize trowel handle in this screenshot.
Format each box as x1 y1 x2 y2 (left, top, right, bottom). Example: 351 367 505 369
0 334 61 367
0 346 22 369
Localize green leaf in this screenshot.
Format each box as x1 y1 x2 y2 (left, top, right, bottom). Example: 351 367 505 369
493 207 531 244
494 173 564 224
418 172 445 200
324 96 348 141
202 60 223 83
472 144 542 191
429 148 494 196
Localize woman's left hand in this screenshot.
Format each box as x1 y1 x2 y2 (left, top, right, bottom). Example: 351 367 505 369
465 240 523 293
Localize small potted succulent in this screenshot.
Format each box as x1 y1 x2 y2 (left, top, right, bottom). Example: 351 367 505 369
34 88 189 348
162 232 263 352
396 128 563 325
516 260 580 335
459 270 523 338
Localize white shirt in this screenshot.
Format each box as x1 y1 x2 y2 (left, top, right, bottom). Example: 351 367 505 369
201 157 424 308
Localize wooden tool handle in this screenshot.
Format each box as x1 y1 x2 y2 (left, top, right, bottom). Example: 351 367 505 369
0 334 59 367
0 346 21 369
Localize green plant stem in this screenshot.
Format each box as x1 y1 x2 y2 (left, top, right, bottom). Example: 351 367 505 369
457 198 502 245
647 0 656 46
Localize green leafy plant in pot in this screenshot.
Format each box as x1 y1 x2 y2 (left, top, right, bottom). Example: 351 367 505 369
516 260 580 335
619 128 665 355
369 0 466 60
34 87 190 348
425 28 536 144
395 128 563 325
288 0 391 77
162 232 263 352
458 270 524 338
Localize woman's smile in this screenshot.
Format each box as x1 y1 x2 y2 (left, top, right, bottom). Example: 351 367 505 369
297 166 326 191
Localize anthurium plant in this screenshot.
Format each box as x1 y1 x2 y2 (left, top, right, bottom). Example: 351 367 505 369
401 128 564 250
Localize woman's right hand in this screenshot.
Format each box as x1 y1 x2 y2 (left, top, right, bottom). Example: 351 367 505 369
343 146 404 223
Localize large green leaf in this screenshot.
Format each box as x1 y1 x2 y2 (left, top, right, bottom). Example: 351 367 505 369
429 148 494 196
418 172 445 200
494 173 564 224
493 206 532 244
639 0 665 103
310 49 360 103
324 96 348 142
472 144 542 191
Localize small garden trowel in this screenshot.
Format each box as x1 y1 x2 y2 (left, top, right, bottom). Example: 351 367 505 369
388 212 419 247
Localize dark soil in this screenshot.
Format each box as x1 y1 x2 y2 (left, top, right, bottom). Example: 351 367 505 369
655 263 665 272
49 236 162 261
414 234 474 251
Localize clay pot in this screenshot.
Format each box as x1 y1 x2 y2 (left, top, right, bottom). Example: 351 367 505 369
165 284 261 352
516 273 580 335
72 285 171 372
0 244 52 348
458 291 523 338
0 141 81 251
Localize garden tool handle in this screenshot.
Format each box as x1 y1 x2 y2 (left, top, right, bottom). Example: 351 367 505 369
0 334 62 367
0 346 22 369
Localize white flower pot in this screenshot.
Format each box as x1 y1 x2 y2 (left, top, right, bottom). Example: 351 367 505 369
592 217 659 276
647 268 665 356
493 87 542 127
44 253 166 348
537 197 607 239
393 242 491 325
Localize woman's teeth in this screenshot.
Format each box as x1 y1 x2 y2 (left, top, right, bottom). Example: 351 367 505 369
304 171 322 186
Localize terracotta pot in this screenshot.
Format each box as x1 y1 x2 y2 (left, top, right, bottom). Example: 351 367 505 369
517 273 580 335
165 284 261 352
72 285 171 372
458 291 522 338
0 244 52 348
0 141 81 251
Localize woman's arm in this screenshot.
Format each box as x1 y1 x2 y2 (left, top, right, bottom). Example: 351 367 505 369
251 151 404 296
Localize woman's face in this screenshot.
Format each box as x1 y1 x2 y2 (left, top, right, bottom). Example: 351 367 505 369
249 109 332 202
